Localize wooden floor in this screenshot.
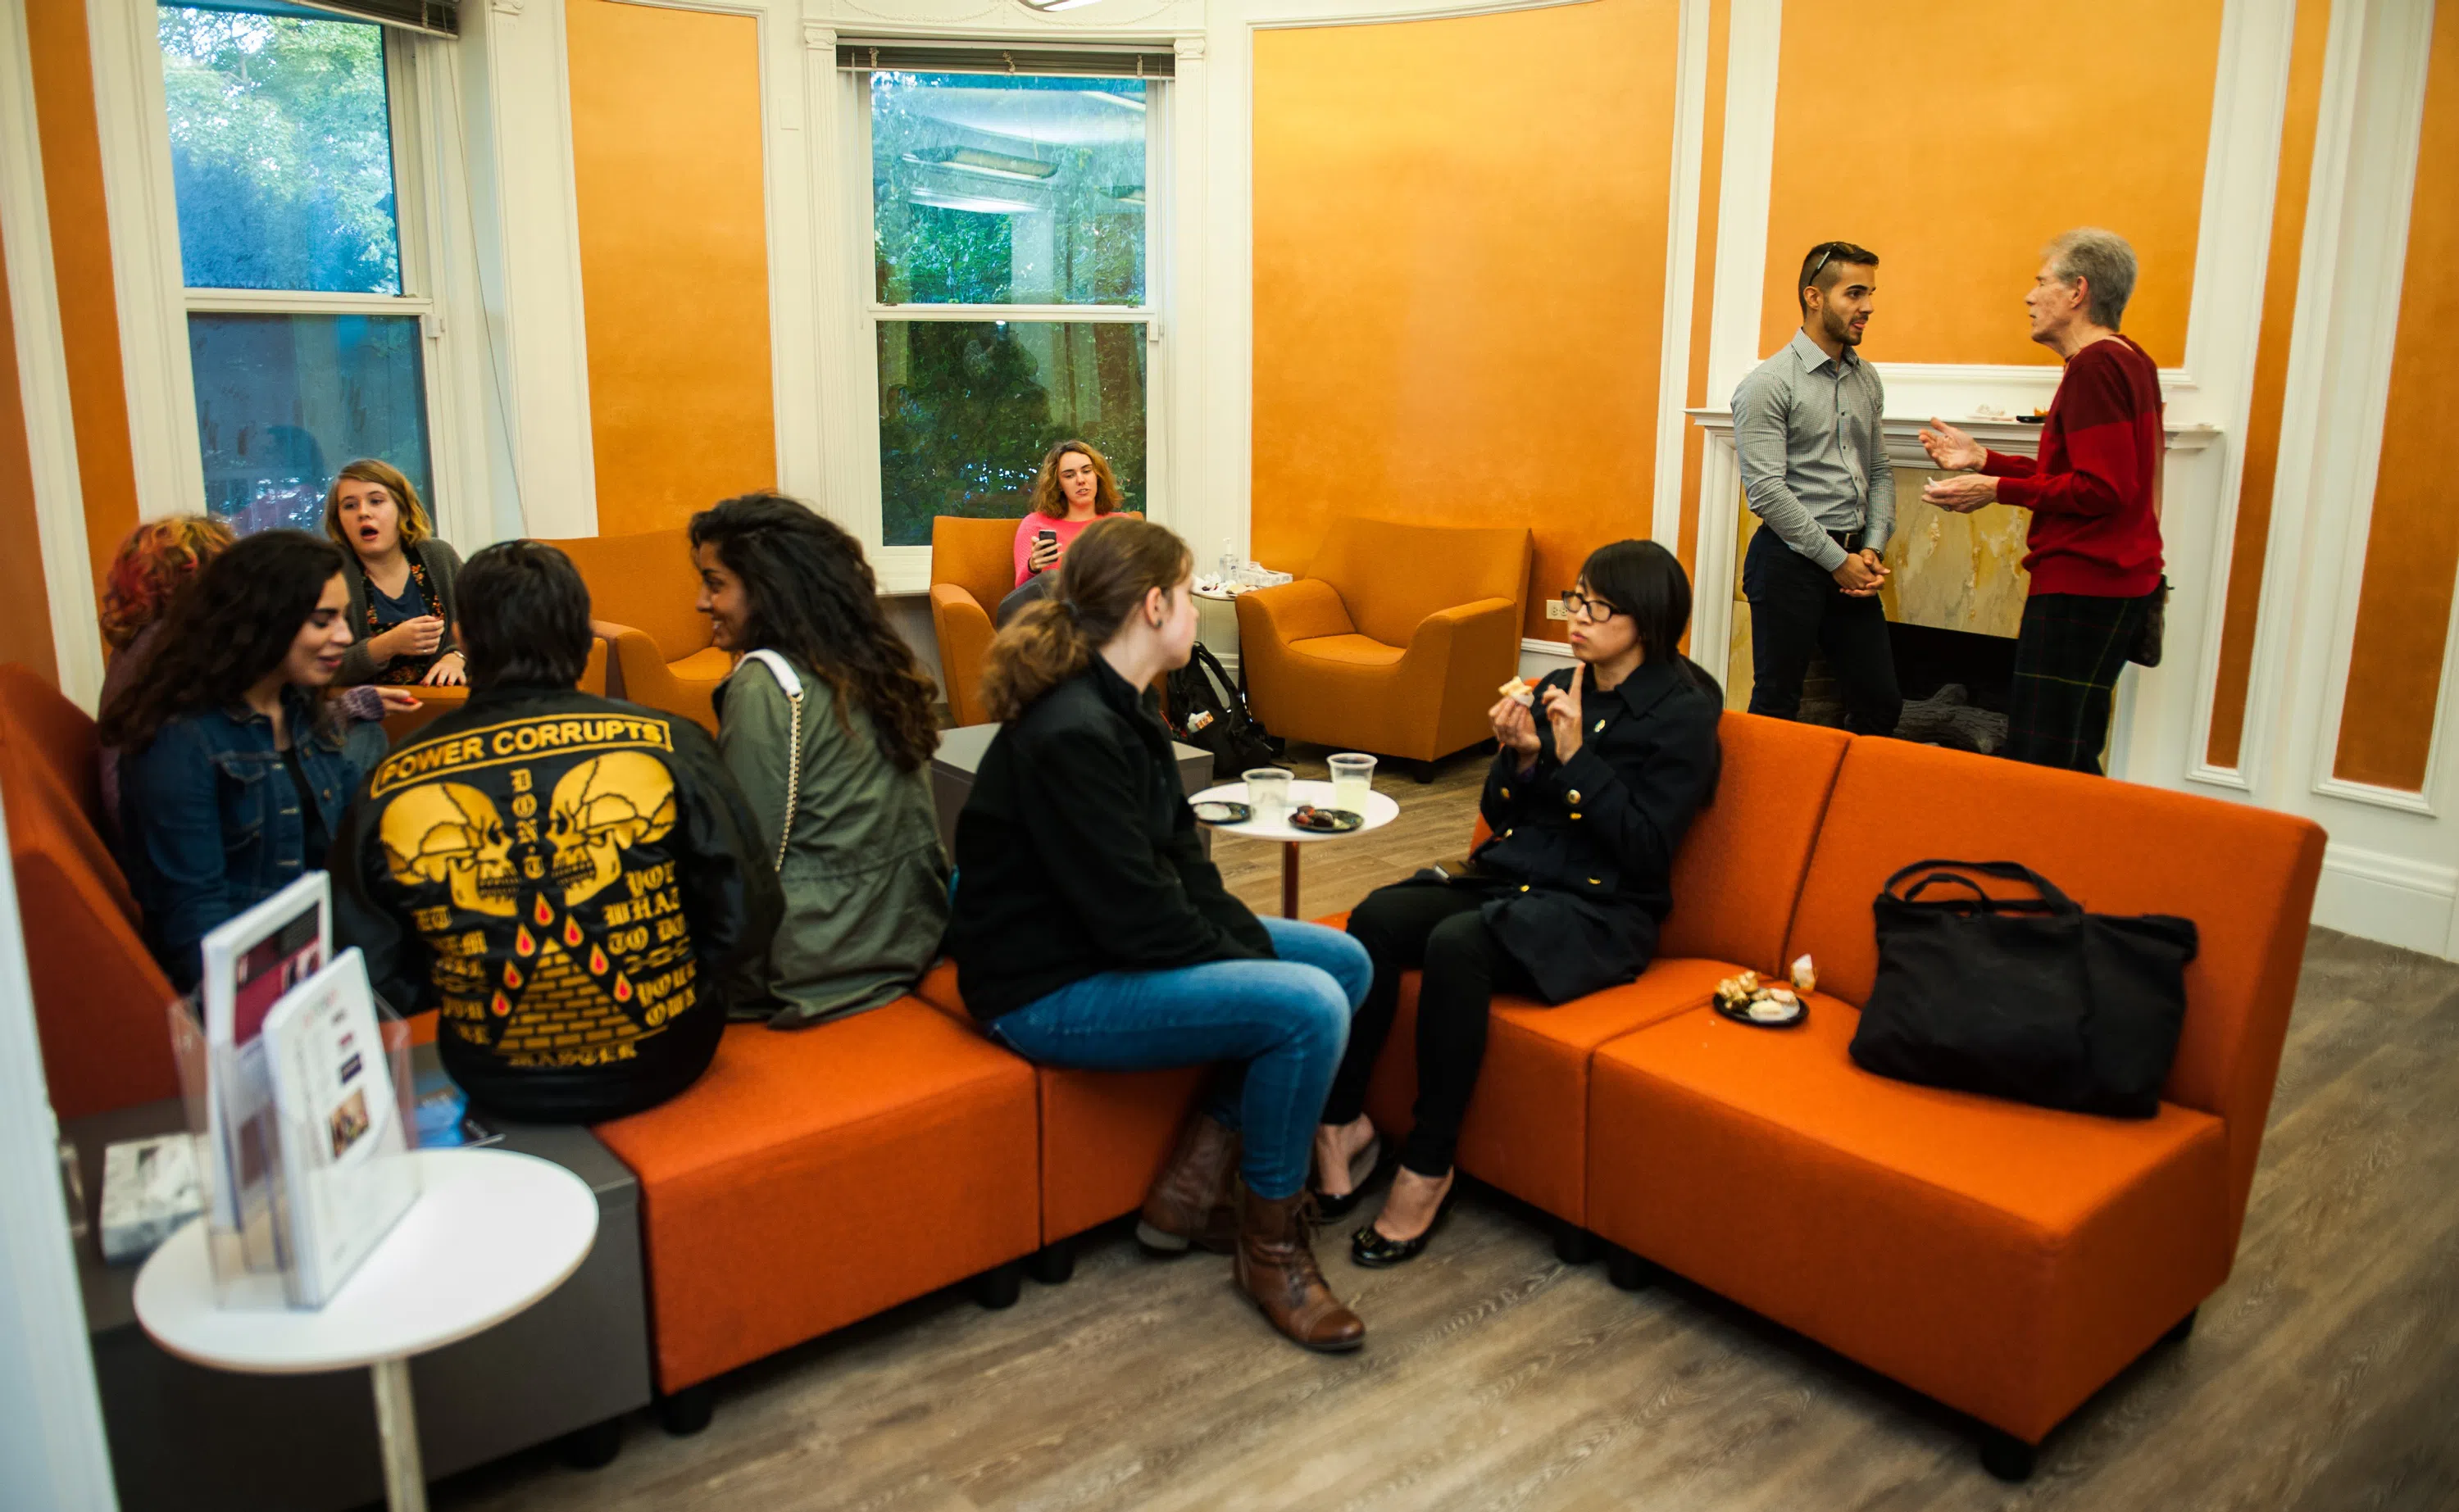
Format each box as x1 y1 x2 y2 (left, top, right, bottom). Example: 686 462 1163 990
437 742 2459 1512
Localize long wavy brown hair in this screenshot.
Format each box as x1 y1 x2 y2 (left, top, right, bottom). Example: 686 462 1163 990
1029 438 1125 520
688 493 939 773
980 515 1192 723
98 531 348 752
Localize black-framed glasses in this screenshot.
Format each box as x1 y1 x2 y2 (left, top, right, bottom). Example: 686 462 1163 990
1559 589 1620 623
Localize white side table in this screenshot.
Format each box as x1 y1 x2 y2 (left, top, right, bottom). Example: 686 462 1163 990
135 1148 600 1512
1193 778 1400 917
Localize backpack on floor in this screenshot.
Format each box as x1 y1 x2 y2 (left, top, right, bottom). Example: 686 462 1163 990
1165 642 1275 779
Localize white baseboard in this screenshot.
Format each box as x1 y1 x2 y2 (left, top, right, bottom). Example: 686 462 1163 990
1520 636 1578 680
2315 843 2459 959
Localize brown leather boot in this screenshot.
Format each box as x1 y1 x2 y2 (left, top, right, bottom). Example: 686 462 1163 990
1234 1186 1366 1352
1135 1111 1240 1255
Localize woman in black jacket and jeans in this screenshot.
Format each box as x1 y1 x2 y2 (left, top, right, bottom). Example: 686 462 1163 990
946 516 1374 1352
1317 540 1723 1264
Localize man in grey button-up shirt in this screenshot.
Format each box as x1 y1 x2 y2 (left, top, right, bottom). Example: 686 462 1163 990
1729 240 1902 736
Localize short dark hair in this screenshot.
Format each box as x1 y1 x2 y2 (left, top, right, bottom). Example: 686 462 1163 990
1798 240 1879 313
1577 539 1693 670
457 540 593 691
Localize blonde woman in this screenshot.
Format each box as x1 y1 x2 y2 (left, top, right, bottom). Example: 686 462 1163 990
323 458 466 688
997 438 1125 627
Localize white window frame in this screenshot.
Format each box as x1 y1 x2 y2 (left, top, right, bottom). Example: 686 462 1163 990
839 63 1172 593
87 0 487 548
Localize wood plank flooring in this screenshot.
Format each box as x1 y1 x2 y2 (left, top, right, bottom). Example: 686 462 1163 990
435 743 2459 1512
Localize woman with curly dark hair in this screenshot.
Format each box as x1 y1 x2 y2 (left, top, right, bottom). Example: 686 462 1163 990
690 493 950 1027
99 529 370 992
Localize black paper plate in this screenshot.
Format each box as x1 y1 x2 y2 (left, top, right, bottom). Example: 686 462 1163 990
1192 800 1252 825
1289 806 1363 833
1711 995 1807 1029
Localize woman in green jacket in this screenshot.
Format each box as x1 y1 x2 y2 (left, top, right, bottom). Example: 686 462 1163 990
690 493 950 1027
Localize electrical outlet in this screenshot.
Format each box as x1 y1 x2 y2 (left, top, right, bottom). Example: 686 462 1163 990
1546 597 1570 620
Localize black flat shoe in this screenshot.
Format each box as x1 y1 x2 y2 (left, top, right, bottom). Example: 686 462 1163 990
1312 1134 1392 1221
1350 1178 1458 1268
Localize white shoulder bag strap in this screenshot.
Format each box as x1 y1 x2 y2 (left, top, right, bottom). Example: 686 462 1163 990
738 649 804 871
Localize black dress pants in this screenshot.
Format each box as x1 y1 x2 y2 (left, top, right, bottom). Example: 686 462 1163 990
1741 524 1902 736
1325 880 1535 1178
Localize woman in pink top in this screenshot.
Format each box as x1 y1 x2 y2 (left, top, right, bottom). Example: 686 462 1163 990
998 439 1125 626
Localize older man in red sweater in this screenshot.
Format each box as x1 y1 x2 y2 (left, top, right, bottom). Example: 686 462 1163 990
1920 228 2165 774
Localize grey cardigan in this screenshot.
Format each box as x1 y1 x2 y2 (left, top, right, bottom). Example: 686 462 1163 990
336 536 462 687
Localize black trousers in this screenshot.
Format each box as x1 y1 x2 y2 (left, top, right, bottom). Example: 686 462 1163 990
995 572 1050 628
2004 590 2156 774
1742 524 1902 736
1324 881 1535 1178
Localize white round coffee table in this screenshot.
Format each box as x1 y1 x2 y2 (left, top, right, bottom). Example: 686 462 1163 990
135 1147 599 1512
1193 778 1400 917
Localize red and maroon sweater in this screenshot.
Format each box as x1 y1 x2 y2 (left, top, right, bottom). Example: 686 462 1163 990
1980 335 2166 598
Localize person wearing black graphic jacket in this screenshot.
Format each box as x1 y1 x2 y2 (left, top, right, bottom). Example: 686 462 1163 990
330 541 780 1124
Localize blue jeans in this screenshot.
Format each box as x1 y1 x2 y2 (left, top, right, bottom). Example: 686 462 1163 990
989 918 1372 1200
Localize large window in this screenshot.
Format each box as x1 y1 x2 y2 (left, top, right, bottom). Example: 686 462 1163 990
863 69 1155 547
159 3 433 534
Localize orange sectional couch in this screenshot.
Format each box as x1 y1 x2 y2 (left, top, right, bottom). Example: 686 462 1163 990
543 527 730 731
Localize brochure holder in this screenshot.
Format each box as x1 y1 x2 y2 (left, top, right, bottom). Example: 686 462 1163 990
169 989 422 1310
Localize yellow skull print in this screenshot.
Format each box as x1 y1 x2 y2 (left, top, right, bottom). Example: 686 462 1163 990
545 751 678 907
379 781 516 916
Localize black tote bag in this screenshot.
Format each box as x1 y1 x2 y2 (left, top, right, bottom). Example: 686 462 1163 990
1848 860 2199 1119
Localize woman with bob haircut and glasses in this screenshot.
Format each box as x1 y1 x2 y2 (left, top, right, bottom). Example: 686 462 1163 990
1315 539 1724 1265
689 493 952 1028
996 438 1127 627
945 515 1375 1354
323 457 467 688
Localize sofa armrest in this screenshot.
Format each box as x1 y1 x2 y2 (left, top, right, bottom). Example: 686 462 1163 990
1404 597 1525 744
930 583 997 728
598 621 682 712
1237 578 1354 648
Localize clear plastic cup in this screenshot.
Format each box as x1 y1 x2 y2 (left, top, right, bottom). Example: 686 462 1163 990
1243 767 1293 824
1328 753 1376 815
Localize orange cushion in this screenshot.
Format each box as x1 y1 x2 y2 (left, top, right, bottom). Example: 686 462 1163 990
667 645 735 684
1587 999 2230 1442
1784 737 2323 1237
1360 957 1744 1224
1657 713 1849 971
907 956 1212 1242
1289 633 1403 669
0 665 103 823
542 528 710 664
593 999 1039 1390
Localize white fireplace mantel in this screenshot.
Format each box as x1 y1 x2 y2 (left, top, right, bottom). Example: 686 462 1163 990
1684 409 2223 467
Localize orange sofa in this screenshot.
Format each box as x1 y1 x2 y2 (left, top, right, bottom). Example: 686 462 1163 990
1342 715 2321 1478
373 638 611 746
543 527 730 731
1236 516 1531 775
929 516 1018 729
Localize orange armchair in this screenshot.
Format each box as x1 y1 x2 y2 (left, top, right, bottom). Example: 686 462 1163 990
930 517 1024 729
1236 516 1531 775
543 527 731 732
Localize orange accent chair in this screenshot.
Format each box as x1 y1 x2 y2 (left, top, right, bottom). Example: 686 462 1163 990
1235 516 1531 775
373 638 609 746
543 527 729 731
0 666 183 1119
930 516 1027 729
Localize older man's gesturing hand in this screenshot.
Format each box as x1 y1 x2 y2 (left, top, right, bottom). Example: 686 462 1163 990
1919 416 1987 472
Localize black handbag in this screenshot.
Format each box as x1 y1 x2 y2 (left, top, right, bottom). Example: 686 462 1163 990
1848 860 2198 1119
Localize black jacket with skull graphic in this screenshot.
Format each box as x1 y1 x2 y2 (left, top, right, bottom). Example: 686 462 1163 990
330 683 784 1123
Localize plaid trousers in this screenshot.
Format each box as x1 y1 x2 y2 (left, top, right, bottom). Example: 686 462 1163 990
2003 591 2157 774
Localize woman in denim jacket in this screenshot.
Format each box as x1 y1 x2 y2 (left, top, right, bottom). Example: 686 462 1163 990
100 530 377 993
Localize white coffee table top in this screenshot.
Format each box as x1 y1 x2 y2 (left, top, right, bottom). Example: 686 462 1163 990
135 1147 599 1375
1193 779 1400 843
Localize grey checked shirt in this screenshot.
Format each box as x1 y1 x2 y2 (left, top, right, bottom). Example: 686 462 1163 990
1729 328 1893 572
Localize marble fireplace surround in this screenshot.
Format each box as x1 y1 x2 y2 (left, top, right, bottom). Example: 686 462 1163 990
1688 411 2221 711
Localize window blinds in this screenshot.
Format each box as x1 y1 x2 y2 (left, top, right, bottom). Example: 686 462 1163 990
181 0 457 39
835 40 1175 79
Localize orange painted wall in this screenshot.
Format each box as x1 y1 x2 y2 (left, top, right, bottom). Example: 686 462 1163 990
1759 1 2224 367
2206 0 2332 770
2332 2 2459 792
25 0 138 593
567 0 775 537
0 221 61 683
1252 0 1682 642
